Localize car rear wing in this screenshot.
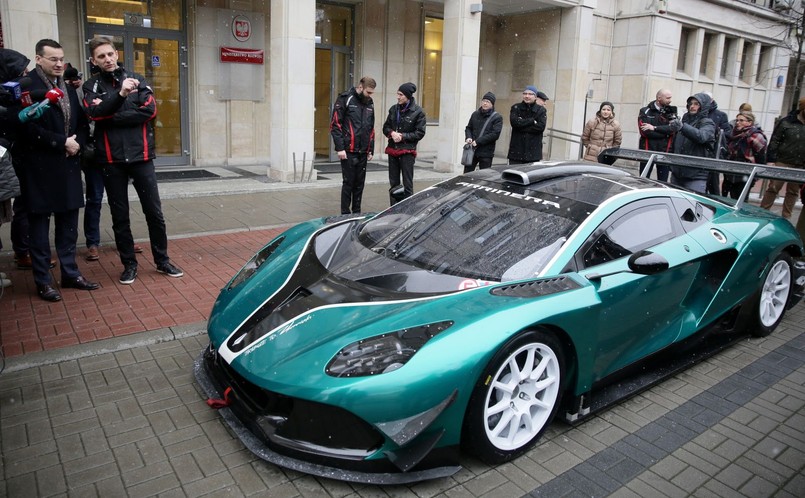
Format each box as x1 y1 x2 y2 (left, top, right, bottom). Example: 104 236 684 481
599 147 805 210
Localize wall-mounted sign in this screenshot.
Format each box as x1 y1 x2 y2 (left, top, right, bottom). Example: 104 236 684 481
232 15 251 42
152 55 160 67
220 47 264 64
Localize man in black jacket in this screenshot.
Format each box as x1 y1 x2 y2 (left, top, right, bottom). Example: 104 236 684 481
464 91 502 173
330 76 375 214
638 88 676 181
507 86 547 164
383 82 426 203
83 36 183 285
17 39 100 301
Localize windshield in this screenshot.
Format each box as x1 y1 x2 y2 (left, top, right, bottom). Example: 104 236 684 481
355 178 587 281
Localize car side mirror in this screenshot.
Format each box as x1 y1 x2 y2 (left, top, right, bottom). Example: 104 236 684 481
627 250 669 275
586 250 669 281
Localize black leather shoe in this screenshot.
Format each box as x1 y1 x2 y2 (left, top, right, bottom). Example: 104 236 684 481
36 284 62 302
61 276 101 291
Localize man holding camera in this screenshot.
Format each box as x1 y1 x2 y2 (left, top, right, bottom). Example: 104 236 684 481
82 37 183 285
638 89 677 181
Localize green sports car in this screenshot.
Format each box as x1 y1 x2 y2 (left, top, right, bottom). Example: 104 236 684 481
195 149 805 484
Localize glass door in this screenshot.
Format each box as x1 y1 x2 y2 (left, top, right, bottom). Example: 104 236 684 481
85 28 189 166
314 47 350 161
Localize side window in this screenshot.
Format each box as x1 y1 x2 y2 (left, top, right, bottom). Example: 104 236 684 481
582 203 677 268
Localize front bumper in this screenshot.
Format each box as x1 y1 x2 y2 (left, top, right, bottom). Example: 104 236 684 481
193 345 461 484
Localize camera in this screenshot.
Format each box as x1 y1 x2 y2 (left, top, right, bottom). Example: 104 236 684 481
660 105 678 120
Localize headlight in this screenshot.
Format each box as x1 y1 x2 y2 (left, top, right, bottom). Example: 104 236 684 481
228 236 285 290
326 321 453 377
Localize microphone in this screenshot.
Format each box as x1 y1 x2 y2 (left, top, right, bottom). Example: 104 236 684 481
25 88 64 117
19 77 33 106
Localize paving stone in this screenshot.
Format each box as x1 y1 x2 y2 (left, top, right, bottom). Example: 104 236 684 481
136 436 169 465
113 443 145 473
106 425 156 448
170 453 204 483
34 464 67 496
740 475 780 497
121 460 175 487
181 471 236 497
126 474 182 497
670 465 710 493
714 462 754 490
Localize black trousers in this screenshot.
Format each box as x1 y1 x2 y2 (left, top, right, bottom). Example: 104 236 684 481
388 154 415 204
340 152 367 214
463 156 493 174
28 209 80 286
103 159 169 268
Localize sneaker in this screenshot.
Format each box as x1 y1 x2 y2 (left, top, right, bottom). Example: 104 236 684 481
85 246 100 261
119 265 138 285
156 261 184 278
134 244 144 253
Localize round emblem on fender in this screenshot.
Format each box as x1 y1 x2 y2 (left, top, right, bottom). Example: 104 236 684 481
232 15 251 42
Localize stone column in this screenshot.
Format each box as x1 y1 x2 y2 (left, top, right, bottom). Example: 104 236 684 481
269 0 316 181
0 1 59 54
433 0 482 173
551 4 595 161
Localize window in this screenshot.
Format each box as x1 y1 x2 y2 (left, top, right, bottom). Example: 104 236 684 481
582 204 676 268
757 45 773 85
700 32 715 77
422 16 443 124
678 27 696 74
740 42 755 82
721 37 737 80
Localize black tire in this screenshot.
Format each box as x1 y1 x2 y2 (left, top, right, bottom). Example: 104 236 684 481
462 330 565 464
750 252 793 338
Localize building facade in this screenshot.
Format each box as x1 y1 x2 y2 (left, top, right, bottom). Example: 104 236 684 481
1 0 800 179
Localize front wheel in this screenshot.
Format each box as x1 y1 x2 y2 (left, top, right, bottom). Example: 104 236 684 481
751 253 793 337
462 330 564 464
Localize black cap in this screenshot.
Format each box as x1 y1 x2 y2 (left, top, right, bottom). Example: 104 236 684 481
536 91 549 101
398 82 416 99
482 91 496 105
64 66 80 81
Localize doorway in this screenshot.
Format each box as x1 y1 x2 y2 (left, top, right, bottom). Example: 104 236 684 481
314 2 354 162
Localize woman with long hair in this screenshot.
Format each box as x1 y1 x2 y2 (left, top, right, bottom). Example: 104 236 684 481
723 111 767 199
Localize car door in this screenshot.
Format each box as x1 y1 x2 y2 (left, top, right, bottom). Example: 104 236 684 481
573 198 708 382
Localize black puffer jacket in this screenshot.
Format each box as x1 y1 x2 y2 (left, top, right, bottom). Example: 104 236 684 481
330 87 375 155
768 109 805 166
672 92 716 181
82 65 156 164
465 108 502 159
508 101 547 162
382 98 426 152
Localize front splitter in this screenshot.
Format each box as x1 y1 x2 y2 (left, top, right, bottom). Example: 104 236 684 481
193 353 461 484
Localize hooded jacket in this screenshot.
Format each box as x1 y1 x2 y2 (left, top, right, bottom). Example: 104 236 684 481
464 107 503 159
767 109 805 166
82 65 157 165
0 48 30 148
671 92 716 181
330 87 375 155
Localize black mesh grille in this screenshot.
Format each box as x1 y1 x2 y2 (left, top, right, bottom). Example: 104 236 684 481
490 276 581 297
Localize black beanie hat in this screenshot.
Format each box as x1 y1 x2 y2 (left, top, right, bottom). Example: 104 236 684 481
398 82 416 99
482 91 496 105
599 101 614 112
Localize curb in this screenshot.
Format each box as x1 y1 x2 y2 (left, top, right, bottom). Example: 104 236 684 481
1 321 208 374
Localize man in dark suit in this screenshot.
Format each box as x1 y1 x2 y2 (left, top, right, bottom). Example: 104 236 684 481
17 39 99 301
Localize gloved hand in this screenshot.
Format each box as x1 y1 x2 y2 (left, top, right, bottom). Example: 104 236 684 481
17 103 49 124
668 118 683 133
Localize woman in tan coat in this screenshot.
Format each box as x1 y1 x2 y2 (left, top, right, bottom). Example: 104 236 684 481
582 101 622 162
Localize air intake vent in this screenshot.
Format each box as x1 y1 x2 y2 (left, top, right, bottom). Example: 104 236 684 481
491 276 581 297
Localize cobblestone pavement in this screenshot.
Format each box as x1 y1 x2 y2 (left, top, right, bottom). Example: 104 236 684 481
1 297 802 497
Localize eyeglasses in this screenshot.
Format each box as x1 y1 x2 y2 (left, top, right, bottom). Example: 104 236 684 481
42 57 65 63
